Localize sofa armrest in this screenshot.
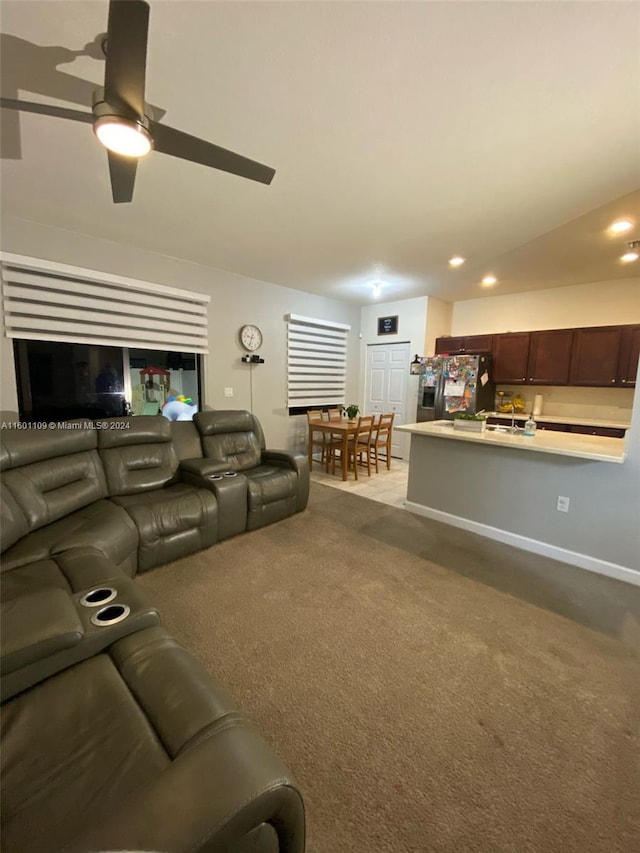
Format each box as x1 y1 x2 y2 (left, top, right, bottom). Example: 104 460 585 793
262 450 310 512
261 449 305 473
68 722 305 853
180 457 230 478
1 578 161 702
1 589 83 675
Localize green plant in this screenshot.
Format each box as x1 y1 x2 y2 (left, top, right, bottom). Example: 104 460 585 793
454 413 487 421
342 404 360 419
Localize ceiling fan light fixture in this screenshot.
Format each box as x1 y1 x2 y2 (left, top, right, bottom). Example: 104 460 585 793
94 115 153 158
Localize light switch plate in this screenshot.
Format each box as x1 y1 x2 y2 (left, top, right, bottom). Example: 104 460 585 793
224 387 233 398
556 496 570 513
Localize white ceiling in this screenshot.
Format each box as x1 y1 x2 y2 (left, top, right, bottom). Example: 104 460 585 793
1 0 639 305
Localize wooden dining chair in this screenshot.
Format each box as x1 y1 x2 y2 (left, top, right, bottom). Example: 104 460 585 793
307 409 327 467
368 412 395 472
329 415 375 480
324 408 344 464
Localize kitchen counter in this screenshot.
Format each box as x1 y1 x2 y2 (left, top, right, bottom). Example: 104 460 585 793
484 412 631 430
397 420 628 463
398 416 638 580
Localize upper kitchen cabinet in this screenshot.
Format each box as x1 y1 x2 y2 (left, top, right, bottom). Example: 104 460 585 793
492 332 531 384
569 326 623 386
436 324 639 387
434 334 494 355
617 325 640 386
527 329 574 385
435 337 463 354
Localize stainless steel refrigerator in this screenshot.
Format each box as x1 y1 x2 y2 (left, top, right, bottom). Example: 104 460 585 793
416 353 494 421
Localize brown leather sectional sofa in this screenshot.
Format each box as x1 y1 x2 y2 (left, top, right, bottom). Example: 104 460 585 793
0 411 308 853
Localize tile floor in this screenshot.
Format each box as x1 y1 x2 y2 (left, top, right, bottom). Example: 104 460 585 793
309 454 409 508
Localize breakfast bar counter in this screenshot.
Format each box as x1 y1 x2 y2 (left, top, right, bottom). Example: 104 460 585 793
395 416 639 580
396 420 628 464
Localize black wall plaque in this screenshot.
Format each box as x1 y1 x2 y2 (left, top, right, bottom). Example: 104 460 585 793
377 315 398 335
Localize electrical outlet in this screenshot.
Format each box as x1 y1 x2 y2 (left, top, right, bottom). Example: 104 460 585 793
556 496 570 513
224 387 233 398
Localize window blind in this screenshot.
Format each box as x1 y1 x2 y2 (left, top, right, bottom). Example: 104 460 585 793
1 253 209 353
287 313 351 412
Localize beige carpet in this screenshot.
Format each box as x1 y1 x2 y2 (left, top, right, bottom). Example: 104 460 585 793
137 483 640 853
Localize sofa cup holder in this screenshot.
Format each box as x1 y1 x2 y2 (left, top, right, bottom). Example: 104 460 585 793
209 471 238 480
90 603 131 627
224 471 238 477
80 587 117 608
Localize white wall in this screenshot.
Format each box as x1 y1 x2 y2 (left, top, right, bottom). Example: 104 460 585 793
424 296 452 357
358 296 428 446
0 216 360 452
451 278 640 334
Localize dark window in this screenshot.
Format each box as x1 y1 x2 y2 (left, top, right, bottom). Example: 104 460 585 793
13 342 203 423
14 340 125 423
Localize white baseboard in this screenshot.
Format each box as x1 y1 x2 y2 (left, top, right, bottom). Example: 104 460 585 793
403 501 640 587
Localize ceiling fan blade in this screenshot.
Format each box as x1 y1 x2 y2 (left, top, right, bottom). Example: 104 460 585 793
104 0 149 118
150 121 276 185
0 97 93 124
107 151 137 203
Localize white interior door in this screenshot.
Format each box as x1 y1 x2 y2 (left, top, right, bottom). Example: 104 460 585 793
365 342 411 458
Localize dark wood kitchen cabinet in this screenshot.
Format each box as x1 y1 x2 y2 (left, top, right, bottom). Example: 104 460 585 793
617 325 640 386
527 329 574 385
570 425 627 438
569 326 622 387
535 421 571 432
435 323 639 387
435 336 463 354
435 334 494 355
492 332 531 383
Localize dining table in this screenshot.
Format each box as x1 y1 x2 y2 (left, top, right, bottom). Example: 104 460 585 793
308 418 360 481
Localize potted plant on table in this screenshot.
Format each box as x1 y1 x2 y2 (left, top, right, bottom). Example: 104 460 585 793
342 404 360 421
453 413 487 433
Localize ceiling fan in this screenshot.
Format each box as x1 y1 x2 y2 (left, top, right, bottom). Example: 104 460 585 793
0 0 276 203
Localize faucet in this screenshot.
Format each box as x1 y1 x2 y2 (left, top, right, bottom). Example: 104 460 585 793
509 404 521 434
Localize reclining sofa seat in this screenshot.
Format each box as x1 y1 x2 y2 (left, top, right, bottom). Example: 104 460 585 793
1 625 305 853
0 423 138 598
0 418 306 852
97 416 218 571
188 411 309 532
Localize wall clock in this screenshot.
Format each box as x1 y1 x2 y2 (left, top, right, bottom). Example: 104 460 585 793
239 324 263 352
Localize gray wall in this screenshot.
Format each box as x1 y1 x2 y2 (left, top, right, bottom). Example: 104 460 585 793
406 370 640 575
0 216 361 452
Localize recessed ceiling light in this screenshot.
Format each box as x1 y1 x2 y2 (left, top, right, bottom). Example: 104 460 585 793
481 275 497 286
620 251 639 263
448 256 465 267
620 240 640 263
608 219 634 234
371 282 382 298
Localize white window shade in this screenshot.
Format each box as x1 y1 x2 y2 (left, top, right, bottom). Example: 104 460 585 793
287 313 351 411
1 253 209 353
